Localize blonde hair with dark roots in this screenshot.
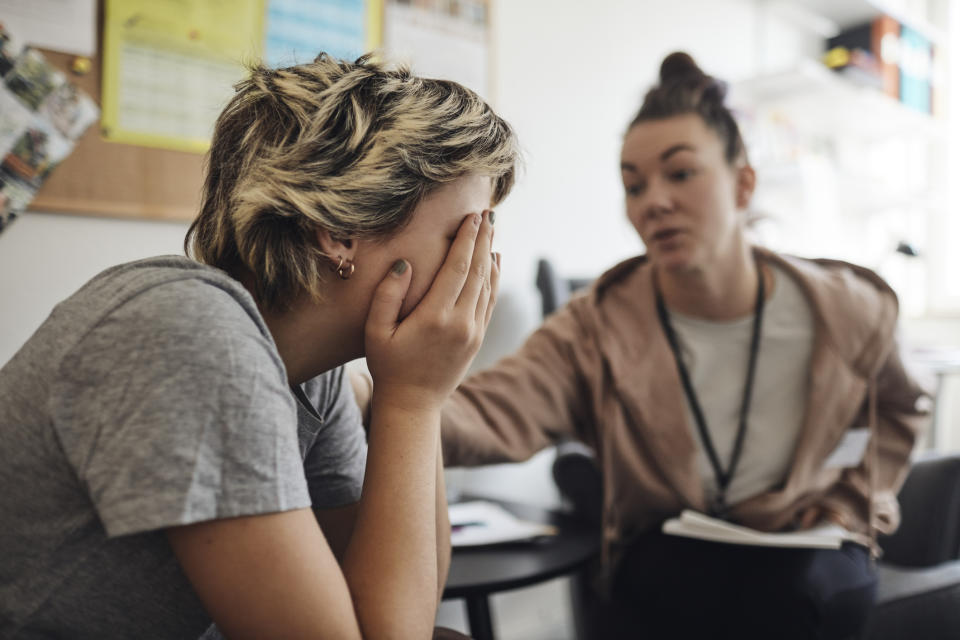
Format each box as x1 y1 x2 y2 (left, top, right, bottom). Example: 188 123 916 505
185 52 519 311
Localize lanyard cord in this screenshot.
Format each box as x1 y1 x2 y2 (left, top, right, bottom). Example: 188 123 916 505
654 257 766 518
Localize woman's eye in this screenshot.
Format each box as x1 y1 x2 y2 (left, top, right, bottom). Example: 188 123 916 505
625 184 644 197
669 168 695 181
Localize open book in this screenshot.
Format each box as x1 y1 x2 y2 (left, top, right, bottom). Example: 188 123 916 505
663 510 861 550
449 500 558 548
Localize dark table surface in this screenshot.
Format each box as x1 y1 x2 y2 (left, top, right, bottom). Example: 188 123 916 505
443 496 601 600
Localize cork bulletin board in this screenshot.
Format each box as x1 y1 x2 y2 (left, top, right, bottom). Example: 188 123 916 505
31 48 206 221
29 2 210 222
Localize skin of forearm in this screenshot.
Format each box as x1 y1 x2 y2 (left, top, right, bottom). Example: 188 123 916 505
342 401 441 639
353 371 450 604
435 432 451 604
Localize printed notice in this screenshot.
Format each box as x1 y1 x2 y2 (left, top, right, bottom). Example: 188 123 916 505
101 0 265 153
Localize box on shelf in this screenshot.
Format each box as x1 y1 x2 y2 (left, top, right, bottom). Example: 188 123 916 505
824 14 937 115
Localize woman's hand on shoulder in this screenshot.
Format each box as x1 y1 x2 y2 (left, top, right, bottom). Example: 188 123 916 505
364 211 498 414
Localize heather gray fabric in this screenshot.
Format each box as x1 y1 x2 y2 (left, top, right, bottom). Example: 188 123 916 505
0 256 367 639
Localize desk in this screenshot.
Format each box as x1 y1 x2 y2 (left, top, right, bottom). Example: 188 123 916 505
443 497 600 640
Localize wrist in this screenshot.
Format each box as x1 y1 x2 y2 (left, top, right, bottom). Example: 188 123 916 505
371 384 445 418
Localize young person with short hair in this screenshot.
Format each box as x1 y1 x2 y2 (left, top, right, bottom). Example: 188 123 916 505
0 53 518 639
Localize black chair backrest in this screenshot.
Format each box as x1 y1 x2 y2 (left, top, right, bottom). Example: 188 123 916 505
879 452 960 567
535 258 593 318
552 442 603 526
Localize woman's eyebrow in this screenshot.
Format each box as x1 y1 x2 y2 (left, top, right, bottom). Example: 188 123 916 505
621 143 696 173
660 143 696 162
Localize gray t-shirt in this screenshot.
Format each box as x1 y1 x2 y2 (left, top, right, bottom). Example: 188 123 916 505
0 256 367 639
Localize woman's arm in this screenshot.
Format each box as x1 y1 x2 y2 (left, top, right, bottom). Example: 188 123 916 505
435 430 452 604
167 510 364 639
868 341 931 531
442 302 599 467
804 340 932 533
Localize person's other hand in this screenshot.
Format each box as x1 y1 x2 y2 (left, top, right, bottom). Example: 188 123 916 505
364 210 499 413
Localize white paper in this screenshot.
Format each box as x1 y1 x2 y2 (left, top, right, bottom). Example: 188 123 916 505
449 500 557 548
0 0 96 56
823 428 871 470
663 510 859 550
384 2 488 99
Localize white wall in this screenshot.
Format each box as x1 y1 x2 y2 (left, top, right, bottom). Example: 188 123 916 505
0 213 189 365
489 0 763 285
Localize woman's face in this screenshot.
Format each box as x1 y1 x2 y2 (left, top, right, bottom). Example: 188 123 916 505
620 113 752 274
353 173 494 320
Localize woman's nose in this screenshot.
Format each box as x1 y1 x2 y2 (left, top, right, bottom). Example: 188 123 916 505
640 179 673 221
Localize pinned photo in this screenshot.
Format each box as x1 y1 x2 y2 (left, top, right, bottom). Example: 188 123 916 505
3 118 73 187
5 47 64 111
0 90 33 157
0 24 22 78
0 165 34 225
40 83 99 141
0 29 98 234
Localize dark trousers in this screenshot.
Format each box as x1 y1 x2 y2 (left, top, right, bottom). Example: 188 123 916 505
591 530 877 640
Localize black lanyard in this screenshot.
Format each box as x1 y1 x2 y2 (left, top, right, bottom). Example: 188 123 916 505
654 258 766 519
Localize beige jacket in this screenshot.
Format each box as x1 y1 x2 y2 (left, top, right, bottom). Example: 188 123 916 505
442 248 930 573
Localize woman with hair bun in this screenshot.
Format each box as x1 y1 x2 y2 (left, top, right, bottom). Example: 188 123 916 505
0 53 517 639
437 51 929 638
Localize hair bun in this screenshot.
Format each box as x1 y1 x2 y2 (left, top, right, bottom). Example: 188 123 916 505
659 52 702 83
659 51 728 103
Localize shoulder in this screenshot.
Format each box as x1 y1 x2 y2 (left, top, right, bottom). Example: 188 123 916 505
769 250 895 299
565 254 653 328
593 255 650 297
764 249 897 317
529 255 656 363
58 256 283 384
76 256 266 339
561 255 649 314
760 248 899 371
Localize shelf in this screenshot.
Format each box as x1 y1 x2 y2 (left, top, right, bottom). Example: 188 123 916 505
730 59 944 141
768 0 946 45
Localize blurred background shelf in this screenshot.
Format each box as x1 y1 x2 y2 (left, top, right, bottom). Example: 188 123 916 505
730 59 945 141
763 0 946 44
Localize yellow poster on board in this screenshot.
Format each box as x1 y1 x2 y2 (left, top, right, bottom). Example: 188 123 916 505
101 0 265 153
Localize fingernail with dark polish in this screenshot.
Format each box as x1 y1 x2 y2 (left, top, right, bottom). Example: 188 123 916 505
488 210 496 225
391 259 407 274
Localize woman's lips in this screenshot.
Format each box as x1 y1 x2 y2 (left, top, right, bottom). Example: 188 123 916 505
652 228 683 242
